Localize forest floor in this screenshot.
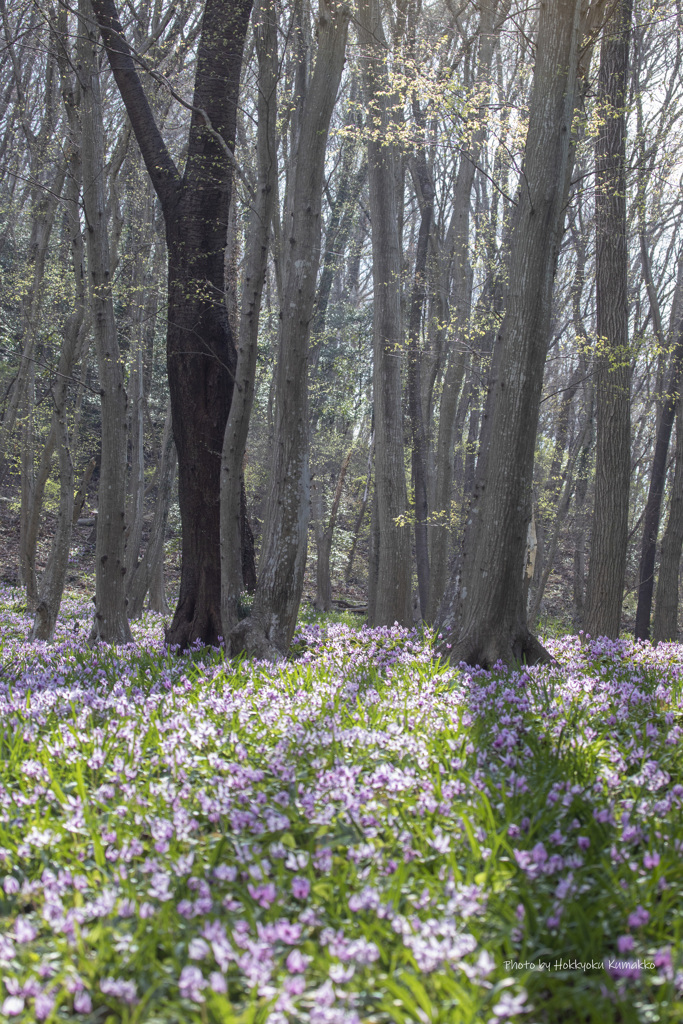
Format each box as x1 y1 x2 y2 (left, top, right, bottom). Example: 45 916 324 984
0 485 370 618
0 591 681 1023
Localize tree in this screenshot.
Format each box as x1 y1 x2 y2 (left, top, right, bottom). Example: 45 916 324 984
653 399 683 641
79 0 133 644
31 10 91 640
220 0 278 639
91 0 253 648
425 0 504 622
437 0 600 667
358 0 412 627
584 0 633 640
229 0 350 658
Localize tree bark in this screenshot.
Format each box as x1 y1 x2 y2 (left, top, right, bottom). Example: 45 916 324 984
437 0 594 668
634 249 683 639
15 157 68 606
91 0 253 648
529 409 592 627
79 0 133 644
406 125 433 621
230 0 349 658
653 401 683 642
584 0 633 640
359 0 411 627
426 0 502 622
345 430 373 585
314 446 353 611
127 400 177 619
220 0 278 638
123 174 154 583
31 60 90 641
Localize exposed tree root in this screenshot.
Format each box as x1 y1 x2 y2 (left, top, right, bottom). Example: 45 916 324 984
440 623 554 671
227 616 282 662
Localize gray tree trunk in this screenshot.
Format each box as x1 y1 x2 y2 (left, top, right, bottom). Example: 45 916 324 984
584 0 633 640
634 245 683 639
31 83 90 641
230 0 349 658
314 447 353 611
0 165 66 472
345 430 373 585
406 132 433 621
79 0 132 644
438 0 596 668
426 1 503 622
220 0 278 639
16 157 68 606
123 176 154 583
653 402 683 642
359 0 411 627
127 400 177 620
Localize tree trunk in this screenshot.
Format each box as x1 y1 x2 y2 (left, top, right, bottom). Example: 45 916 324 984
73 457 97 526
653 402 683 642
220 0 278 638
79 0 132 644
19 367 36 606
123 177 154 582
527 361 585 622
584 0 633 640
406 131 433 621
15 157 68 605
148 553 170 617
437 0 593 668
426 0 502 622
635 249 683 638
529 410 592 627
0 156 67 473
31 104 90 641
427 349 467 620
127 400 177 619
91 0 253 648
230 0 349 658
345 430 373 585
315 446 353 611
359 0 411 627
240 475 257 594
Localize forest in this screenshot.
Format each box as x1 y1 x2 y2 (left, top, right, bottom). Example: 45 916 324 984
1 0 682 661
1 0 683 1022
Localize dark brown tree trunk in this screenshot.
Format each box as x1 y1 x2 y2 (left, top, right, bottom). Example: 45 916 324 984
584 0 633 640
91 0 253 648
437 0 594 668
164 203 236 647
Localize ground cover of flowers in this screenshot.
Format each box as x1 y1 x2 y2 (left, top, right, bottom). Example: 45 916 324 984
0 588 682 1023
